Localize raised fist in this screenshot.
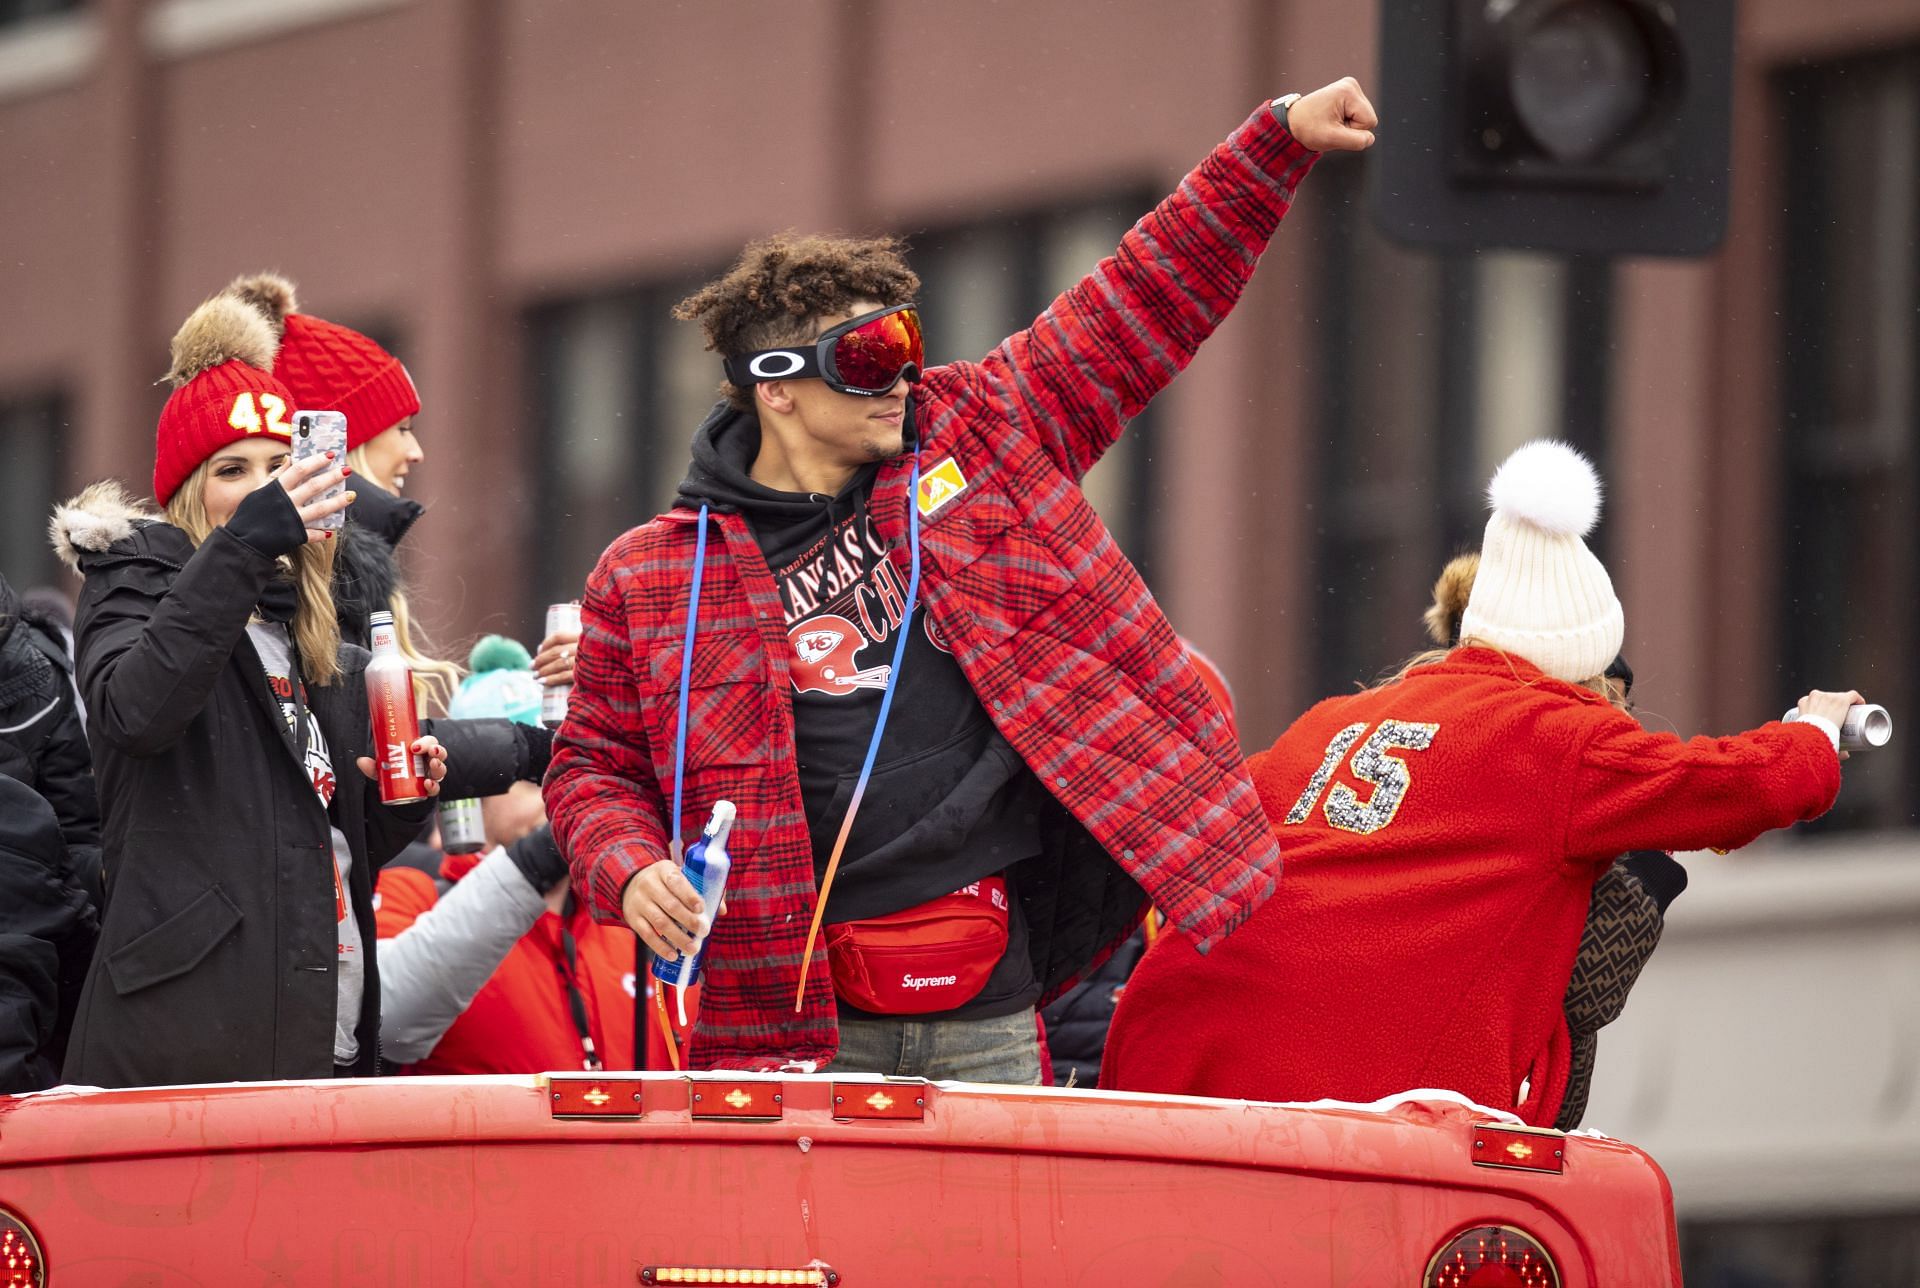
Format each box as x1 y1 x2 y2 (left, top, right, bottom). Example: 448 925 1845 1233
1283 77 1378 153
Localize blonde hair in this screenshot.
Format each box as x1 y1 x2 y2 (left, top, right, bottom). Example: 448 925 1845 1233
386 587 462 716
166 462 342 687
344 443 378 481
339 442 462 715
1380 639 1626 710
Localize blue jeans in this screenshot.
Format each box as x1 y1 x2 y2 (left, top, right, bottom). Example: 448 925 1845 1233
827 1007 1043 1085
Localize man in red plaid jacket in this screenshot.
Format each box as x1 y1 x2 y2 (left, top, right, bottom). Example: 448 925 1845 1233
546 79 1379 1074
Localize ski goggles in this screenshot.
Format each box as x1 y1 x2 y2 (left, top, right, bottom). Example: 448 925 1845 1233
722 304 924 398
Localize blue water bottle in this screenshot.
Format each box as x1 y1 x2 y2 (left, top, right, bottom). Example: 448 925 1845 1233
651 800 735 1025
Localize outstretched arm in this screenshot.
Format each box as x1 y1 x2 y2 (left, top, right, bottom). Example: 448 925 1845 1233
964 77 1376 480
1564 695 1851 862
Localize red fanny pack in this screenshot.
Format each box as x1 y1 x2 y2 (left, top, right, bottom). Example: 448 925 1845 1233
825 876 1010 1015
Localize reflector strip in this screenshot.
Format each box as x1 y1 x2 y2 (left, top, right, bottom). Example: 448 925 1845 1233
639 1266 838 1285
1471 1123 1566 1173
830 1083 926 1120
690 1081 783 1120
549 1076 644 1118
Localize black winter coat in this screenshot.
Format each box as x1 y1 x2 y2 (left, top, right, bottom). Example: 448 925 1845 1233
0 573 102 900
54 483 430 1086
0 775 97 1091
332 478 555 800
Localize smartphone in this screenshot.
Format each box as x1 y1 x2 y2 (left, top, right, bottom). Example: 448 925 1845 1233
292 410 349 531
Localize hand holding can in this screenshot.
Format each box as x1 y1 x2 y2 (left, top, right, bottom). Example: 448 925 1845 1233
365 609 431 803
539 602 582 728
1783 696 1890 750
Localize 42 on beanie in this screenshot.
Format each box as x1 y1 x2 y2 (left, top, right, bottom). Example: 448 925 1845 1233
153 293 299 507
1458 440 1624 683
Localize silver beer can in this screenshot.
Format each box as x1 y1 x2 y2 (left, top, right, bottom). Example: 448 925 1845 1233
1782 702 1892 750
542 601 583 728
439 796 487 854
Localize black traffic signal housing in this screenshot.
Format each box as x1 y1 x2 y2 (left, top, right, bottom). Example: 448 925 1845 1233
1370 0 1734 256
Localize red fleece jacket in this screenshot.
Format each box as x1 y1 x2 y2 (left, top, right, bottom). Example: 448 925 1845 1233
1100 649 1842 1126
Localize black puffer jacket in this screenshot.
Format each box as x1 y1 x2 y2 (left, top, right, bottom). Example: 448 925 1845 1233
332 478 421 653
331 478 553 802
0 573 102 901
0 774 98 1091
1043 926 1146 1087
52 482 430 1086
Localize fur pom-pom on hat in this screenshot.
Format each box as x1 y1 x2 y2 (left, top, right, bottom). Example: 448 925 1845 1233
1424 552 1480 647
151 289 302 506
1458 439 1623 683
1487 439 1602 537
162 294 280 388
225 271 299 340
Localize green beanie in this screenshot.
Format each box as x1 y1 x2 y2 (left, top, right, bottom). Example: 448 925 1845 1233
447 635 543 726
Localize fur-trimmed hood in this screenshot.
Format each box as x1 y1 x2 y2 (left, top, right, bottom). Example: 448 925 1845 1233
48 481 170 576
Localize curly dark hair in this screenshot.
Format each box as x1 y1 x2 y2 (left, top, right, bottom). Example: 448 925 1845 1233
673 232 920 410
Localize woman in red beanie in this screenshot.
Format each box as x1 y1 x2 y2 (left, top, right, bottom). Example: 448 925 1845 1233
221 273 464 710
49 289 446 1087
1101 439 1860 1128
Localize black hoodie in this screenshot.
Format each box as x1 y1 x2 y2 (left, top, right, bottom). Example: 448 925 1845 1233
676 404 1043 1020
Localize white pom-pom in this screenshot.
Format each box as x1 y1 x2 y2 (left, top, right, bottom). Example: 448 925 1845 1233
1486 439 1602 537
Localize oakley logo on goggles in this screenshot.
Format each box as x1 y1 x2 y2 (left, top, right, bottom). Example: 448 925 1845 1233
723 304 924 398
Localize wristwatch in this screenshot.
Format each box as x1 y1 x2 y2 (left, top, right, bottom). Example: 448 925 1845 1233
1271 92 1302 133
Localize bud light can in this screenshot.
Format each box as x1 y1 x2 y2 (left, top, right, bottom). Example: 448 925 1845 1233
542 600 582 728
366 609 430 804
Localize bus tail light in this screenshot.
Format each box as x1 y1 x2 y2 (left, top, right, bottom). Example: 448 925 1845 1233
1425 1224 1559 1287
1 1209 44 1288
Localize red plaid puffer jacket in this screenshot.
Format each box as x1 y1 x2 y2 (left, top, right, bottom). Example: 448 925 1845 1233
546 102 1317 1070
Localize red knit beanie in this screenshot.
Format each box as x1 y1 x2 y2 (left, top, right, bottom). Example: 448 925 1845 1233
224 273 420 451
153 295 300 506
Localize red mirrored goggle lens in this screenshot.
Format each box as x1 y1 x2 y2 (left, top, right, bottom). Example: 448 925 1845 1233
830 308 923 392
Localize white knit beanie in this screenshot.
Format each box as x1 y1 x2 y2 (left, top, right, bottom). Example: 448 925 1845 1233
1458 440 1624 682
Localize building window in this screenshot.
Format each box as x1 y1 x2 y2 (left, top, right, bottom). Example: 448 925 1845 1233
1312 159 1610 696
0 391 68 590
523 279 713 627
1778 50 1920 832
524 194 1163 624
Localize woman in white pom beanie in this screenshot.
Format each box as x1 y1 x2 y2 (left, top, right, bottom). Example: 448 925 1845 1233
1103 439 1866 1128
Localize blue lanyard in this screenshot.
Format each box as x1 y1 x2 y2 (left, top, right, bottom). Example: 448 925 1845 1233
668 457 924 1005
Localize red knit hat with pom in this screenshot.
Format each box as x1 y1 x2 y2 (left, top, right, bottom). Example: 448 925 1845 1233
227 273 420 451
153 294 300 506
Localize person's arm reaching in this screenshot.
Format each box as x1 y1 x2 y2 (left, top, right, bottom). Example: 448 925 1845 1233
964 77 1376 481
375 829 563 1064
1564 691 1854 863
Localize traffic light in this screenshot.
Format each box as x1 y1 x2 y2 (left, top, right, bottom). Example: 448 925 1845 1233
1370 0 1733 256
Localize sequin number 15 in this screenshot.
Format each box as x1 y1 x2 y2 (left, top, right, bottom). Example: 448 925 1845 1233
1285 720 1440 835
